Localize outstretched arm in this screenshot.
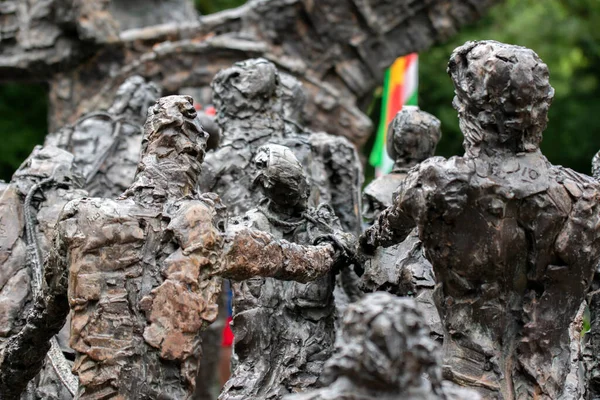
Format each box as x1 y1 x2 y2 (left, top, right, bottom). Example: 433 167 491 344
218 228 335 283
360 156 467 255
360 169 422 254
360 199 416 255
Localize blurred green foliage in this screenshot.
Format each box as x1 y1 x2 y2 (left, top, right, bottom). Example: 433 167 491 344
0 84 48 181
419 0 600 174
1 0 599 181
194 0 245 14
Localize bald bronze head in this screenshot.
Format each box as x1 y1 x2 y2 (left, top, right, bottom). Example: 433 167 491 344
386 106 441 171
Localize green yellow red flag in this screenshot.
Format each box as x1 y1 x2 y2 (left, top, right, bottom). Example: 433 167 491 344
370 53 419 175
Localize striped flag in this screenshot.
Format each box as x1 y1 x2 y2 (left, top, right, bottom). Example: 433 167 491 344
369 53 419 176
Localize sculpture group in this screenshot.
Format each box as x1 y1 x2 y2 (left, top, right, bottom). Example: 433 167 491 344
1 38 600 400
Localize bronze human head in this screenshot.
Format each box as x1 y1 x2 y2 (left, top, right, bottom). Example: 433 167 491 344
386 106 441 170
253 144 310 211
448 40 554 155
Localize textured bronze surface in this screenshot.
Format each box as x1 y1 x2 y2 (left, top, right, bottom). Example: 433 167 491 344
286 292 480 400
361 41 600 399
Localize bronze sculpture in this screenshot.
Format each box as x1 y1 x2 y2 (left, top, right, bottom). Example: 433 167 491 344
361 40 600 399
0 1 521 397
9 75 162 400
362 106 442 224
200 58 363 235
220 144 355 400
56 96 343 399
45 75 161 198
0 146 86 398
285 292 479 400
360 107 443 340
200 58 364 330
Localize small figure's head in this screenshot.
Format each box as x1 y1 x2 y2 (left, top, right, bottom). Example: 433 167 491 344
322 292 442 393
212 58 280 117
108 75 161 121
253 144 310 211
448 40 554 155
386 106 441 170
211 58 283 145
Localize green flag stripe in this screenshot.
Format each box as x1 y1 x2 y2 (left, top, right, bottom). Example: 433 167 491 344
405 90 418 107
369 68 391 167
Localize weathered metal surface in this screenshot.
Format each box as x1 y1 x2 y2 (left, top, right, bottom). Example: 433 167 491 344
45 75 161 198
360 107 443 341
361 41 600 399
220 144 356 400
201 59 364 335
0 0 500 147
54 96 340 399
201 58 362 235
0 146 86 399
284 292 480 400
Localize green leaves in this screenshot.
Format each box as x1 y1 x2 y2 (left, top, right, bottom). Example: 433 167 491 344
194 0 246 14
0 83 48 181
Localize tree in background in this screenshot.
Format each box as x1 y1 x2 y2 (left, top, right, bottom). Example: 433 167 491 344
194 0 245 14
0 84 47 180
